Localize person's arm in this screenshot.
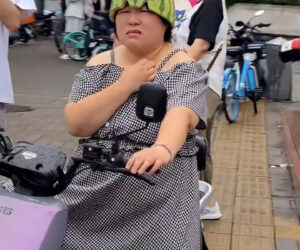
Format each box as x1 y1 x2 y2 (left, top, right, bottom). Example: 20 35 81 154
187 0 224 60
187 38 210 61
126 62 208 175
65 79 133 137
65 56 156 137
0 0 22 31
126 106 199 175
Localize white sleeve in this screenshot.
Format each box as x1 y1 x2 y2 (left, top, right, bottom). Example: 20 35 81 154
11 0 36 18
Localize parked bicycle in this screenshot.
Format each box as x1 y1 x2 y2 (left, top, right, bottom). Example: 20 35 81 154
54 12 114 61
222 10 271 123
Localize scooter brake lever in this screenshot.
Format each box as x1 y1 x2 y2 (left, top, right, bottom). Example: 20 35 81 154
105 166 156 186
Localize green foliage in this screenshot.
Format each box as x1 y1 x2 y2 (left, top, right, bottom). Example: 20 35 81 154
226 0 300 7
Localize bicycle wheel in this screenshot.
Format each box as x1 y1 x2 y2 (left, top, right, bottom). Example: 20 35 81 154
63 32 88 61
222 68 239 123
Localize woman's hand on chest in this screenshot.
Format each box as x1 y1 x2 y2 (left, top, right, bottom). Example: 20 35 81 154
120 58 156 93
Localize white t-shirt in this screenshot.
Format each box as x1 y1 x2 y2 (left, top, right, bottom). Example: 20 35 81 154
172 0 228 97
0 0 36 104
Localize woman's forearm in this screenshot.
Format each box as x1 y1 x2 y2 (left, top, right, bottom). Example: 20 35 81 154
65 79 132 137
154 107 199 157
125 107 200 175
0 0 22 31
187 39 210 61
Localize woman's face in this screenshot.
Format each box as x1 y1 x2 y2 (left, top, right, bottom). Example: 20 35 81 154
115 5 167 52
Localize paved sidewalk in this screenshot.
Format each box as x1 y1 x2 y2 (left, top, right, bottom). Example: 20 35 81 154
204 101 300 250
5 93 77 157
204 101 275 250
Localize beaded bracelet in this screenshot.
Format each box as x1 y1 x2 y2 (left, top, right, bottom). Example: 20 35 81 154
152 144 173 163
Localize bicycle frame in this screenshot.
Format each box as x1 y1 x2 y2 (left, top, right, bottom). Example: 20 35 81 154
222 52 259 123
235 53 258 99
222 61 240 89
63 32 86 49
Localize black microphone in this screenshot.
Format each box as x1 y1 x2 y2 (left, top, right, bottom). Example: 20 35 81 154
136 83 167 123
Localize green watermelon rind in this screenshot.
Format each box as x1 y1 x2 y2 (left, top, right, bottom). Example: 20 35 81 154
109 0 175 27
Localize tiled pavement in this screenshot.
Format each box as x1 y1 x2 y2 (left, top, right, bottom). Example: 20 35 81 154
204 101 300 250
5 93 77 157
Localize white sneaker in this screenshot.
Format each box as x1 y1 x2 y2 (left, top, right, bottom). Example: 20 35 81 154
200 201 222 220
59 54 70 60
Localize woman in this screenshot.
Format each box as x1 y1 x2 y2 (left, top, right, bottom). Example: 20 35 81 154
60 0 207 249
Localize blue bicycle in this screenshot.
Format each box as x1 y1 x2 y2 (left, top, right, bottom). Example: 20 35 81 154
222 11 270 123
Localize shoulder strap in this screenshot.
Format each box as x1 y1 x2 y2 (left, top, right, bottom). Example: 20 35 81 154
157 48 183 72
110 49 115 64
206 43 223 72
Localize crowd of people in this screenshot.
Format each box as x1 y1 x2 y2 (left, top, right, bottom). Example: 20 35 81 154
1 0 228 249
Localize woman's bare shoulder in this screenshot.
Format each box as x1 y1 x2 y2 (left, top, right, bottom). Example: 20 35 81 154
86 50 112 67
171 50 195 64
162 49 195 72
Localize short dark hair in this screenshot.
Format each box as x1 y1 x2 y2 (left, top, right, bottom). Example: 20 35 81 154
159 17 172 42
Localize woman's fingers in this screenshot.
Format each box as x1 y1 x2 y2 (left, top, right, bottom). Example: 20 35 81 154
125 156 135 170
148 159 163 176
126 147 168 175
137 159 155 175
128 158 143 174
149 72 156 81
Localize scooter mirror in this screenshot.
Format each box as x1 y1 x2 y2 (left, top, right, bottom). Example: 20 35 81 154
136 83 167 123
235 21 244 27
254 10 264 17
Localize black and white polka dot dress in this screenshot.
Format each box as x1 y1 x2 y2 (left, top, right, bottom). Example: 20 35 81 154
58 49 208 250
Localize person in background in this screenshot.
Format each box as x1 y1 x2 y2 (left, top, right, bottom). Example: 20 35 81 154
173 0 228 220
60 0 85 59
65 0 85 32
60 0 67 14
0 0 36 131
95 0 111 12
